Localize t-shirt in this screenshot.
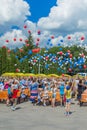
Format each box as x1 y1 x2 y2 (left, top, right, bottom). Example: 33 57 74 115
12 89 19 98
59 85 65 95
65 86 71 99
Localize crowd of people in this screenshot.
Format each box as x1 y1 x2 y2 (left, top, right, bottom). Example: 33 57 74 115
0 76 87 116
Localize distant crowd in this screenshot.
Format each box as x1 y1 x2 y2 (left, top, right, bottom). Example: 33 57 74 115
0 76 87 116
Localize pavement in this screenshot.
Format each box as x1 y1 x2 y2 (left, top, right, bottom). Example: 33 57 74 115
0 101 87 130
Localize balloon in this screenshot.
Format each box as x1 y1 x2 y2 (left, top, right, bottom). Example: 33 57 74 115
6 40 9 43
59 48 62 51
26 43 30 47
36 42 39 46
48 38 51 42
68 68 72 72
28 30 31 34
67 36 71 40
81 36 85 41
45 56 49 60
57 43 61 46
19 48 23 52
7 49 11 53
81 53 85 57
33 59 37 62
59 51 63 55
15 56 18 59
19 38 22 42
13 38 16 41
51 35 54 39
37 38 40 42
62 74 65 77
25 39 28 43
60 39 63 42
24 55 28 59
67 50 71 53
2 46 6 49
49 43 53 46
16 68 20 72
24 25 27 29
69 54 72 58
83 65 86 69
32 48 40 53
28 50 32 55
37 30 41 35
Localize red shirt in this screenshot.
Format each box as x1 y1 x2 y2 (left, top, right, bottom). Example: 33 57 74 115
12 89 19 98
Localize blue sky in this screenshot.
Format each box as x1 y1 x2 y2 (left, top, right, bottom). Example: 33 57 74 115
0 0 87 48
26 0 56 22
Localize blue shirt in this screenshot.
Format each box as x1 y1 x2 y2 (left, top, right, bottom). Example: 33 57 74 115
59 85 65 95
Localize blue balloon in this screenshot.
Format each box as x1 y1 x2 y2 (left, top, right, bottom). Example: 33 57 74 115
59 48 62 51
45 64 49 69
49 53 53 57
24 55 28 59
49 43 53 46
19 58 24 63
48 38 51 42
15 56 18 59
57 43 61 46
79 66 82 69
60 39 63 42
28 50 32 55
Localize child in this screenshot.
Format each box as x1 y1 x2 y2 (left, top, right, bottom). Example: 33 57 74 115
59 82 65 107
65 82 72 116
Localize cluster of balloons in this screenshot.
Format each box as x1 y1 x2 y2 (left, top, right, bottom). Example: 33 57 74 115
1 23 86 73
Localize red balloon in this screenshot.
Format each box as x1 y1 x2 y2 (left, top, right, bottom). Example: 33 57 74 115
37 30 41 35
19 38 22 41
19 48 23 52
2 46 6 49
51 35 54 39
36 42 39 46
14 38 16 41
62 74 65 77
28 30 31 34
32 48 40 53
7 49 11 53
81 36 85 41
59 51 63 55
33 59 37 62
37 38 40 41
45 56 49 60
6 40 9 43
67 36 71 40
24 25 27 29
67 50 71 53
26 43 30 47
25 39 28 43
68 68 72 72
69 54 72 58
81 53 85 57
55 57 58 60
16 68 20 72
83 65 86 69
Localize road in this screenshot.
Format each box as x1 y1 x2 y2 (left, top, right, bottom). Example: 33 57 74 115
0 101 87 130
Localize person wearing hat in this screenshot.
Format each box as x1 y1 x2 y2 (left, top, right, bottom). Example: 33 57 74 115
65 82 73 116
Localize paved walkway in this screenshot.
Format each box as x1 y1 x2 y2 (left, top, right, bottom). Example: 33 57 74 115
0 101 87 130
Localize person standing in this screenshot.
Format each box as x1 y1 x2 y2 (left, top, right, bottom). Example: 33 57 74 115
65 82 72 116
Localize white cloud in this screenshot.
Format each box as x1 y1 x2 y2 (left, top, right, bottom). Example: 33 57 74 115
0 30 27 48
37 0 87 32
0 0 30 33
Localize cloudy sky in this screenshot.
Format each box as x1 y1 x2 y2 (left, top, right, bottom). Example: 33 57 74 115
0 0 87 49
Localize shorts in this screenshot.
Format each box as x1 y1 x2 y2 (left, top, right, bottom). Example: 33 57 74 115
52 93 56 98
66 99 71 103
60 94 64 98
